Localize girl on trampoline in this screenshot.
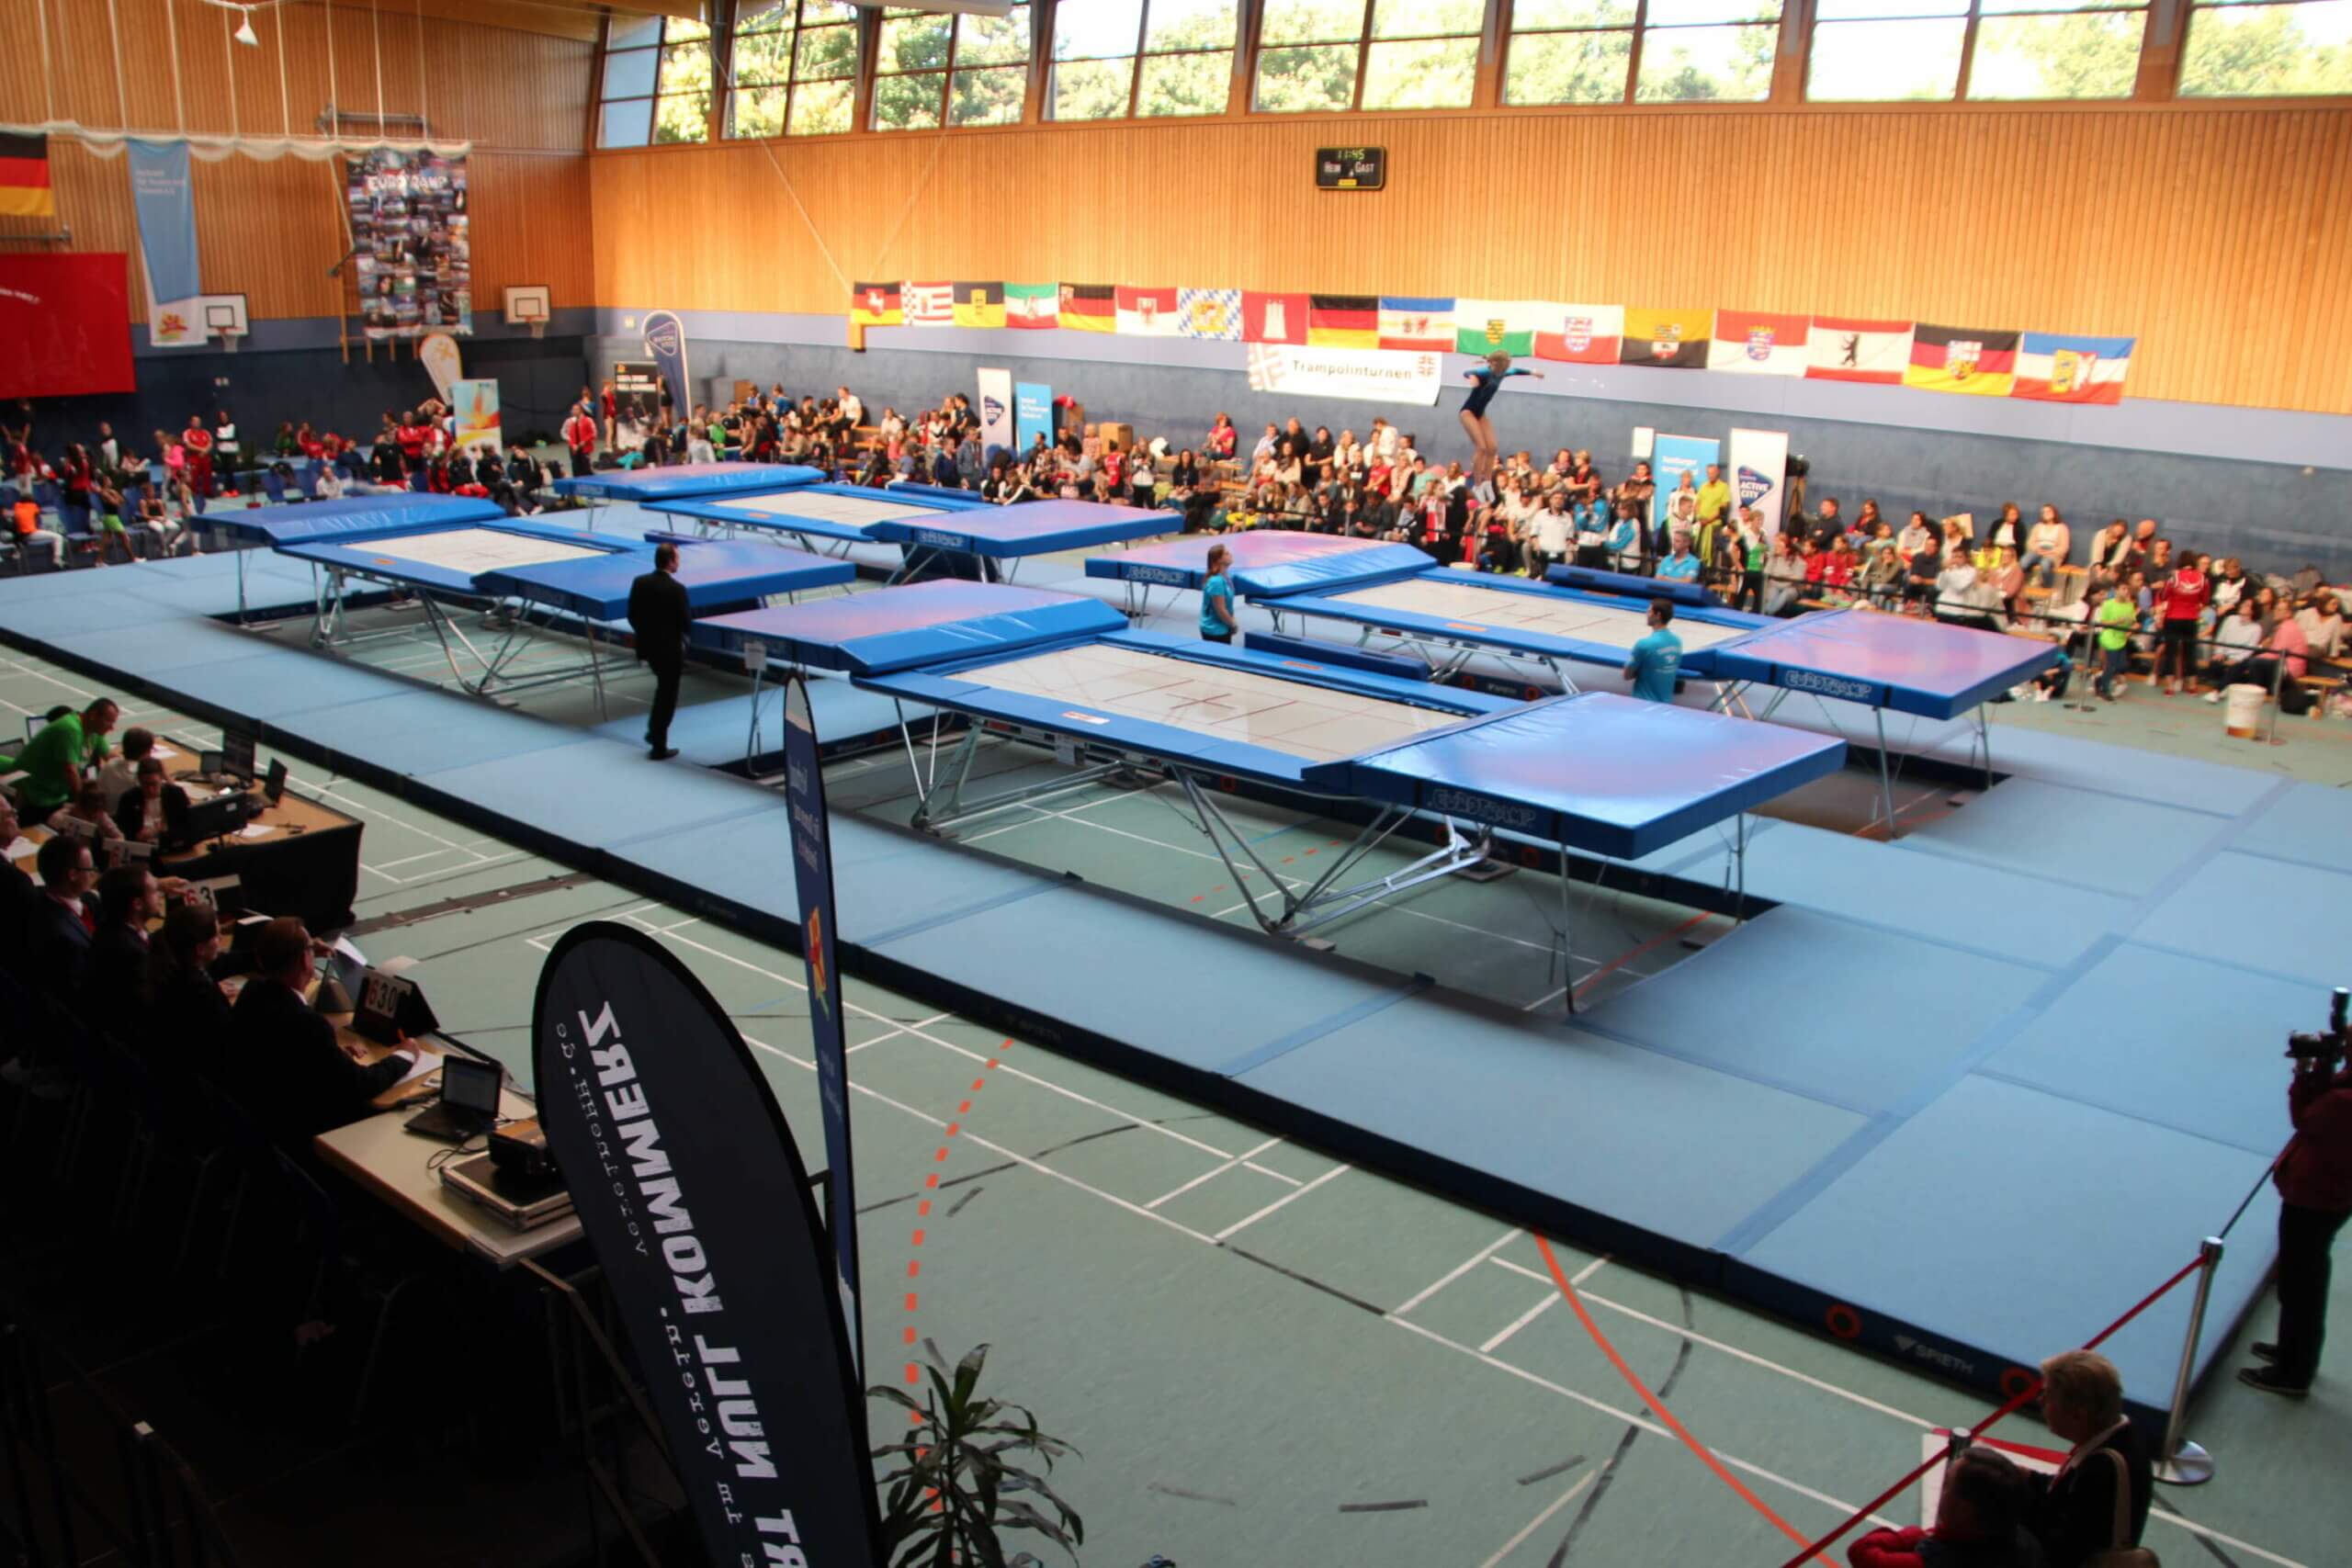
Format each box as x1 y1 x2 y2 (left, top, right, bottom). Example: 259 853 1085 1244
1461 352 1542 497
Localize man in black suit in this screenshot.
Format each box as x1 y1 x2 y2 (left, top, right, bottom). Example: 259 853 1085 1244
627 541 689 761
228 918 428 1148
91 864 164 1037
113 757 192 849
28 835 97 1003
0 797 35 954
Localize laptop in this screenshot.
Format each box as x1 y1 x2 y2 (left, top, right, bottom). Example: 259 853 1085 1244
404 1053 503 1143
263 758 288 807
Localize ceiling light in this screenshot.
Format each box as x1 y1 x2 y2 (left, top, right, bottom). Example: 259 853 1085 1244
233 11 259 47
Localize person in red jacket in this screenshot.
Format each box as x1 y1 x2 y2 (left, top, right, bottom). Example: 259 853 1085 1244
180 415 213 498
2154 550 2208 695
562 403 598 479
1849 1445 2041 1567
2243 1029 2352 1396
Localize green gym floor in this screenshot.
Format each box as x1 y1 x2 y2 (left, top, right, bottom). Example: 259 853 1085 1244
9 551 2348 1566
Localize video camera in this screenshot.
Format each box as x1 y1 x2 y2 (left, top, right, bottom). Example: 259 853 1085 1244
2285 986 2349 1066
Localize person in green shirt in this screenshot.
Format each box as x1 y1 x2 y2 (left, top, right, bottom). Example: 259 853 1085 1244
2093 581 2137 702
7 697 118 816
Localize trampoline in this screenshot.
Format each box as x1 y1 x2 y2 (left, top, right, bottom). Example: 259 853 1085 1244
1085 532 1431 621
863 499 1170 583
547 461 824 502
277 519 842 712
648 480 990 558
205 493 506 621
714 583 1845 971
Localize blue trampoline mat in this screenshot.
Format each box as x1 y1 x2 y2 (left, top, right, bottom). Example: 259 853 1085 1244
160 647 420 721
1900 779 2228 898
2134 850 2352 987
1581 907 2045 1117
2230 780 2352 874
1733 1073 2279 1419
285 687 587 776
1976 942 2313 1156
1235 1001 1866 1246
1732 822 2132 971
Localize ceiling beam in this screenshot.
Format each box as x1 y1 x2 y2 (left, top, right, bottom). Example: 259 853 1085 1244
289 1 707 44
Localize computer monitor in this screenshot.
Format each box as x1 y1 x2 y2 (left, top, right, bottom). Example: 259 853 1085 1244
220 729 256 782
437 1054 503 1117
198 750 224 775
264 759 288 807
182 792 251 844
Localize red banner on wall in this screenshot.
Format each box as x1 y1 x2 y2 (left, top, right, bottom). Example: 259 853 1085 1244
0 254 135 398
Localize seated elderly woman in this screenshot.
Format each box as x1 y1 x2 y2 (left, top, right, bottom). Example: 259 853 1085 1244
2025 1350 2149 1568
1849 1446 2041 1568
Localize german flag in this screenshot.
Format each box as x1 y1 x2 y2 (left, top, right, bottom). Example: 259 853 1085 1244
851 281 901 328
1905 322 2019 396
1059 283 1114 333
953 282 1004 329
1307 293 1377 349
0 132 55 220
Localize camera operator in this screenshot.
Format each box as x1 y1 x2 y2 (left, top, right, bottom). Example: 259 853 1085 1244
2242 992 2352 1398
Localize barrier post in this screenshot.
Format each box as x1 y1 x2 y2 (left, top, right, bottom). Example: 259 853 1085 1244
2154 1236 2223 1486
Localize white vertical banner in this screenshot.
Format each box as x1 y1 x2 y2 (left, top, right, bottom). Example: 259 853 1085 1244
1728 426 1791 538
976 367 1014 454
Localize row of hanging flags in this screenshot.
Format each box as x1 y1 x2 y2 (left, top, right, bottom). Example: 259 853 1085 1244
850 283 2135 405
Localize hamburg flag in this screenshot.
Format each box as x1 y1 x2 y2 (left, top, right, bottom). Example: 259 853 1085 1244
1377 297 1454 352
850 281 901 327
1708 310 1809 376
952 282 1005 329
1178 288 1242 341
1059 283 1114 333
1005 283 1057 328
1905 322 2019 396
1534 303 1623 365
1453 300 1538 357
1116 285 1181 336
1242 290 1308 345
0 132 53 219
1307 293 1378 349
903 281 955 327
2012 332 2134 404
1620 308 1713 369
1806 317 1913 383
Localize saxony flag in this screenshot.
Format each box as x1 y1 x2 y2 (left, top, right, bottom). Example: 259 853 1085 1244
1452 300 1538 357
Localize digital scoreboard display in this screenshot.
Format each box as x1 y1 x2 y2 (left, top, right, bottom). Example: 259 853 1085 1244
1316 147 1385 191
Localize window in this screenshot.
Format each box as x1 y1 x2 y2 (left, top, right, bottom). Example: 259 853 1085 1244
1053 0 1238 118
1257 0 1484 111
1503 0 1779 105
1808 0 2149 101
874 5 1032 130
724 0 859 137
2178 0 2352 96
599 15 714 148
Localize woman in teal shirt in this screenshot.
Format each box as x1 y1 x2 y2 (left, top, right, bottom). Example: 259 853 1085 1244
1200 544 1238 645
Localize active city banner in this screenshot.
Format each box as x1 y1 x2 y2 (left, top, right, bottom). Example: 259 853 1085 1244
1245 343 1442 405
1727 427 1790 537
977 367 1014 456
641 310 690 424
1650 434 1721 541
782 672 864 1371
532 922 880 1565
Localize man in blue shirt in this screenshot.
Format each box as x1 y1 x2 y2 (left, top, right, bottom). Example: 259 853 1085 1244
1623 600 1682 703
1199 544 1238 645
1657 536 1702 584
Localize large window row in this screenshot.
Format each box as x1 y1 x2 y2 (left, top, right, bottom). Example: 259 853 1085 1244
595 0 2352 145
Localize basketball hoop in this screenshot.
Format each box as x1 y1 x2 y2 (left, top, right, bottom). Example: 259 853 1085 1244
527 320 545 341
217 329 243 355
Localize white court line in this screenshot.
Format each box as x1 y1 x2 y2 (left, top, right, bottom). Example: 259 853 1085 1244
1143 1134 1285 1210
1212 1162 1350 1243
1479 1255 1609 1354
844 1010 956 1055
1390 1226 1521 1317
1477 1470 1598 1568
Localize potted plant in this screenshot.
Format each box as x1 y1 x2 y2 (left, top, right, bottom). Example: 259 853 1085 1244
870 1343 1084 1566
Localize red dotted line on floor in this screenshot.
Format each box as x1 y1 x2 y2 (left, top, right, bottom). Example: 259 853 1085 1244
899 1040 1014 1417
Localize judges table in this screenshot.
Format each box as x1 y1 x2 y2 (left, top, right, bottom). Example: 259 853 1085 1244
156 744 366 931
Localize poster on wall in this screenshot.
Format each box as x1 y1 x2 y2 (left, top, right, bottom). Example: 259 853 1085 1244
1014 381 1054 454
345 148 470 342
1649 434 1721 541
452 378 502 457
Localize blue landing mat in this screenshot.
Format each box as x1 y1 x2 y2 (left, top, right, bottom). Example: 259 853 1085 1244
160 649 425 722
588 678 913 767
1580 909 2044 1117
1929 722 2282 816
419 738 782 851
1729 1074 2278 1408
1900 778 2227 897
2229 780 2352 874
1974 942 2312 1156
285 687 588 777
2134 851 2352 987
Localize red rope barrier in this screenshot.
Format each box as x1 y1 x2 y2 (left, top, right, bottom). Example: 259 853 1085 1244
1773 1250 2210 1568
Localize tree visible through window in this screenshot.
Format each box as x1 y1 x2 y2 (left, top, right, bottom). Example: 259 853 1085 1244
1053 0 1239 118
1257 0 1484 112
2178 0 2352 96
1504 0 1779 106
874 4 1032 130
725 1 861 138
1808 0 2151 100
599 15 715 147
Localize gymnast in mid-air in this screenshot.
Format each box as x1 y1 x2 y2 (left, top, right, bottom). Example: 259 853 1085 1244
1461 351 1542 494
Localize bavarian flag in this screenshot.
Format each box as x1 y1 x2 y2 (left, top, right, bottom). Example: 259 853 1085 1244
953 282 1005 329
1006 283 1057 328
851 281 902 328
1059 283 1114 333
2012 332 2134 404
1906 322 2020 395
1620 308 1713 369
1377 297 1454 352
0 132 53 219
1452 300 1537 356
1307 294 1378 349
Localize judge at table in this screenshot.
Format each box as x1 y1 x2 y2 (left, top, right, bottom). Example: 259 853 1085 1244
114 757 192 849
230 918 428 1147
627 541 689 762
